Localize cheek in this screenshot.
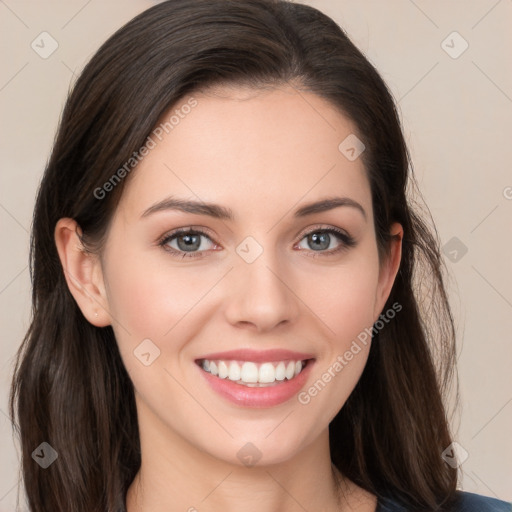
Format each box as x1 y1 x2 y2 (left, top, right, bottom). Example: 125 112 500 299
297 253 380 346
101 252 213 408
292 252 379 412
103 250 215 339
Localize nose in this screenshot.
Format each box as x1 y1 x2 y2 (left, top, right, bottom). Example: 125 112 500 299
223 251 300 333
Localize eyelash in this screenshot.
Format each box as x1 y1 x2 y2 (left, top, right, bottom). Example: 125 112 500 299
157 225 356 260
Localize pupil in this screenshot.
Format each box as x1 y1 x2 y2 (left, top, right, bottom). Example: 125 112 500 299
178 234 200 251
309 232 329 251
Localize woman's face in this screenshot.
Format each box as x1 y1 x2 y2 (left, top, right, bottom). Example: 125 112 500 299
96 85 401 466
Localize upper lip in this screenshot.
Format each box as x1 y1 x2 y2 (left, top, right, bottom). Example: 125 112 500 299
196 349 315 363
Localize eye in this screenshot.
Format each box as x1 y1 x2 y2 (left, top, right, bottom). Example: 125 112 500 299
295 227 356 256
158 228 218 258
158 225 356 260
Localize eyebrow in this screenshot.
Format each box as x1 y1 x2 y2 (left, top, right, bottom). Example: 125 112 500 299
141 196 367 222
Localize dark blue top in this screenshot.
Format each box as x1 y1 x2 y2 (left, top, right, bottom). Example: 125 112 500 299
376 491 511 511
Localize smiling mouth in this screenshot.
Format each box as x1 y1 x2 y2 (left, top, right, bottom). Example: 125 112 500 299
195 358 313 387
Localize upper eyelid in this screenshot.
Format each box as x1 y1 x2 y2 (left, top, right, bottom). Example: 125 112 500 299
158 226 216 242
295 224 351 240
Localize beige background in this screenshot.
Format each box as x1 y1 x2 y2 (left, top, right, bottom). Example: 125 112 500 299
1 0 511 509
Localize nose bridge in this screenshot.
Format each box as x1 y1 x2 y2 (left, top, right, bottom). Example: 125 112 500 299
224 236 299 331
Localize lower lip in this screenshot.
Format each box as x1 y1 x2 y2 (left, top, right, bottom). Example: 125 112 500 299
197 360 315 408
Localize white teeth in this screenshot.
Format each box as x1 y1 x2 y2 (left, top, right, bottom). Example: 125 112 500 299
218 361 229 379
285 361 295 380
228 361 240 381
199 358 308 385
259 363 276 383
275 362 286 381
240 362 258 383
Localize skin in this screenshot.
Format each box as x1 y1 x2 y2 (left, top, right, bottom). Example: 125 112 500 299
55 84 403 512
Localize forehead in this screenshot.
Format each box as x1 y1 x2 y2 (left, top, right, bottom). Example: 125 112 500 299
117 84 371 223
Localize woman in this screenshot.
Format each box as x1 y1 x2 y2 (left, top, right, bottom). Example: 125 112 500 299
9 1 511 511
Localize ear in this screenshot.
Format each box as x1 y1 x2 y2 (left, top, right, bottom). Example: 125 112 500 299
54 218 111 327
373 222 403 322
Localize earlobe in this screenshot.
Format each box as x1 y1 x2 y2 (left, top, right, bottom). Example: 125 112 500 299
373 222 403 322
54 218 111 327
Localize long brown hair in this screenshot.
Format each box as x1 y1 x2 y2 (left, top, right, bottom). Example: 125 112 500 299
10 0 458 510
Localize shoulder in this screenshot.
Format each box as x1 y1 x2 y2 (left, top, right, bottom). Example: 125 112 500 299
376 491 511 511
455 491 512 511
